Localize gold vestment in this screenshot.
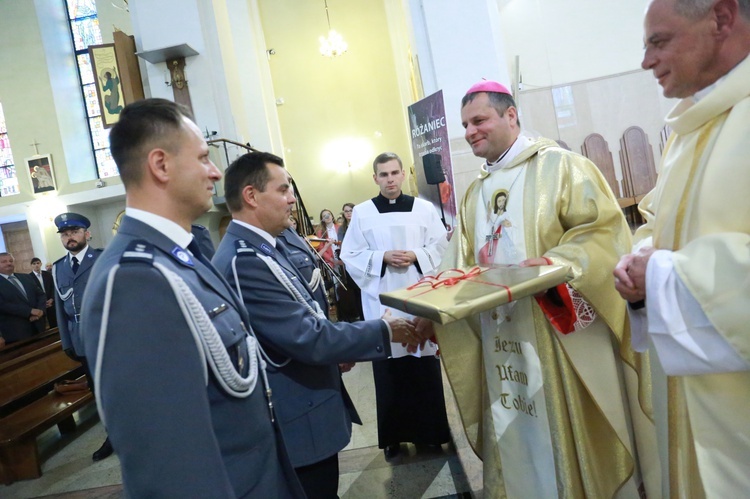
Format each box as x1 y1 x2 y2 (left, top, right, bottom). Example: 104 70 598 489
437 138 658 498
636 54 750 497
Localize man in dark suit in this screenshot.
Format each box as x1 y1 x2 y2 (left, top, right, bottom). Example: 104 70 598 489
51 211 111 461
0 252 46 344
212 151 426 498
81 98 304 498
29 257 56 328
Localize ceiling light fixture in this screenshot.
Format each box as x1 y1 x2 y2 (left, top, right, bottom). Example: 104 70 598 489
319 0 347 58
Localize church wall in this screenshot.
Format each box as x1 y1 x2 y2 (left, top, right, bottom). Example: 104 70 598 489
0 0 134 263
417 0 676 206
493 0 677 183
257 0 415 221
0 0 67 209
496 0 650 89
2 0 678 252
211 0 283 155
129 0 226 134
408 0 512 143
517 70 676 188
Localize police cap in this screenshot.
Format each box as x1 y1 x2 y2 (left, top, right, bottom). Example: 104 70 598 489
55 212 91 233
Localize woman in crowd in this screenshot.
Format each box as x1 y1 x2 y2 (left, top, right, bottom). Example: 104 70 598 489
315 209 339 268
289 215 301 236
315 209 340 310
335 203 363 322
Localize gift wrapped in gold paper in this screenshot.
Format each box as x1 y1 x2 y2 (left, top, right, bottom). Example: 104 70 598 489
379 265 572 325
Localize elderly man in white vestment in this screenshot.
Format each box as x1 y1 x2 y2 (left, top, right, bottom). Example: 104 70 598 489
340 152 451 459
614 0 750 496
431 80 659 498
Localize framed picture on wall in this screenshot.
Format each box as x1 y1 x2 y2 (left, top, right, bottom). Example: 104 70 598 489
25 154 56 194
89 43 124 128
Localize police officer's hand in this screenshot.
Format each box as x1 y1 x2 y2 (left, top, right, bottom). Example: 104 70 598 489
382 309 419 348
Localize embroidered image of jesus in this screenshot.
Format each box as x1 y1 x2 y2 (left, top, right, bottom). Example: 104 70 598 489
478 189 517 264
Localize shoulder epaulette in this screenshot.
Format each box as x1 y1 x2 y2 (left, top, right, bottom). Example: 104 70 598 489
234 239 257 256
120 240 154 265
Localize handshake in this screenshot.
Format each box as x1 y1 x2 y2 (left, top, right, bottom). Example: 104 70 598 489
382 309 435 353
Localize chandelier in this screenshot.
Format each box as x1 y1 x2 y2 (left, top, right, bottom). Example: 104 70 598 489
319 0 347 57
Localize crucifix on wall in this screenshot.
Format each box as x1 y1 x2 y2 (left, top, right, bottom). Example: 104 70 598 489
136 43 197 116
166 57 193 115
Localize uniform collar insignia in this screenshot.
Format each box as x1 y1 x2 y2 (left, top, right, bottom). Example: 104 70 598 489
171 245 195 267
259 243 274 255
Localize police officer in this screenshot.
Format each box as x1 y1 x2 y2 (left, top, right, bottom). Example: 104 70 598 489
80 98 304 497
52 212 113 461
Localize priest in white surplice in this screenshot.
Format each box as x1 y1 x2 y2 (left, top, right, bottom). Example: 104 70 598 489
434 80 659 498
615 1 750 496
340 152 451 459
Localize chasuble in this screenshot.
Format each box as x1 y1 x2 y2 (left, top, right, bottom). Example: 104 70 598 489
633 54 750 497
436 137 658 498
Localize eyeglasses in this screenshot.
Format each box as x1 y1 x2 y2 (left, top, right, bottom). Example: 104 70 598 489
60 228 84 238
343 209 353 213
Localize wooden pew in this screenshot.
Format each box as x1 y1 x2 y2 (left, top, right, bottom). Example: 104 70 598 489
581 133 639 225
619 126 658 228
0 339 94 484
0 329 60 367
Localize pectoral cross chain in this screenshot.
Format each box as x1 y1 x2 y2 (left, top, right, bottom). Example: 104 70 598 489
485 232 501 256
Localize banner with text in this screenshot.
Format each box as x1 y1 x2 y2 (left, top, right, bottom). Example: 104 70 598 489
408 90 456 233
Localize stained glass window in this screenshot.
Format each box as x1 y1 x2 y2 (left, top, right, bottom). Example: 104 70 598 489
70 18 102 51
89 117 109 149
95 148 118 178
77 54 94 85
83 84 101 117
0 103 20 198
64 0 119 179
67 0 97 19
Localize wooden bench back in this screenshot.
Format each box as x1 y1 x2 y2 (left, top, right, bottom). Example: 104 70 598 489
0 341 82 417
0 329 60 366
619 126 657 201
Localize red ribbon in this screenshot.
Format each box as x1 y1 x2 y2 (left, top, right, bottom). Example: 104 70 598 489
403 266 513 316
407 266 482 290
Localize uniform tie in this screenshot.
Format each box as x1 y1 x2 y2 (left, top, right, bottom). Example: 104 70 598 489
275 238 291 258
8 274 27 299
187 238 214 269
71 256 80 274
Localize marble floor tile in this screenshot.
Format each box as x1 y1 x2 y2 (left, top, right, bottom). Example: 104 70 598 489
339 443 472 498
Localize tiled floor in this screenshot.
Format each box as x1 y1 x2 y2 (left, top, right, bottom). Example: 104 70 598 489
2 362 480 498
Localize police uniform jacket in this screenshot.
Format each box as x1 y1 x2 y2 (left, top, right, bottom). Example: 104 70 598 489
53 246 101 356
81 215 304 498
212 220 392 468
